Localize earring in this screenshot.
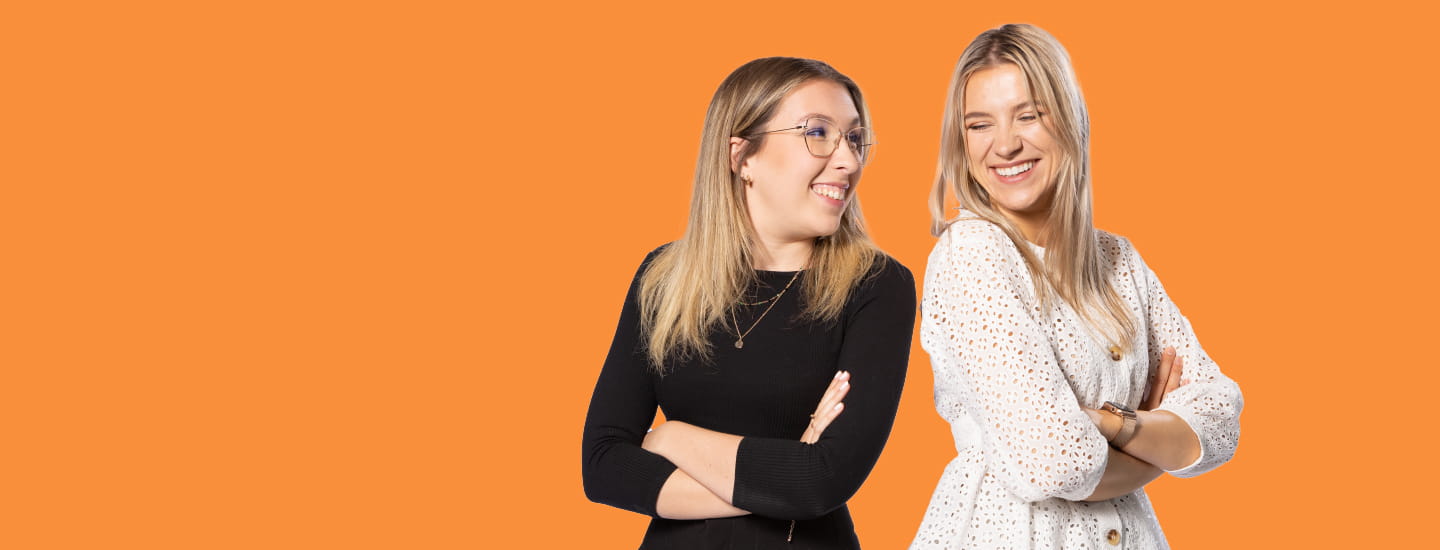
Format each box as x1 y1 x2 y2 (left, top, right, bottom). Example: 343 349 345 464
740 173 753 185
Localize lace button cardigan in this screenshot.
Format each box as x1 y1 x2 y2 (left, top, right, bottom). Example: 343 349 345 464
910 216 1243 550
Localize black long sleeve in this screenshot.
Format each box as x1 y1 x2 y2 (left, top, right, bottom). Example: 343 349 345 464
580 248 676 517
731 258 915 519
581 246 916 548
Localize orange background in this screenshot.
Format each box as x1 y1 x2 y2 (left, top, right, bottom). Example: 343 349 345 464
4 1 1437 547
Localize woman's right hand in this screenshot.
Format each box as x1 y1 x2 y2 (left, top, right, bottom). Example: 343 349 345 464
800 370 850 444
1140 347 1185 410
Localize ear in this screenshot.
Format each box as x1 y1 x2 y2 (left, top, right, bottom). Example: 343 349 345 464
729 137 749 175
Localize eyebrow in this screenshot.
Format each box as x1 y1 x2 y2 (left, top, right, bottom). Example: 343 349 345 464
963 101 1035 121
796 112 863 126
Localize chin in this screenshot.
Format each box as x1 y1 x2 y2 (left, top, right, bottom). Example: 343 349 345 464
813 221 843 239
992 192 1041 214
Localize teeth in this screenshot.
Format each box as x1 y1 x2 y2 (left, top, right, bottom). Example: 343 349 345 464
996 161 1034 177
812 185 845 201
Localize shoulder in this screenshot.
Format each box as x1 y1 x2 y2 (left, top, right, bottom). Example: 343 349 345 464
940 216 1011 248
1093 229 1145 272
623 242 675 288
870 252 914 282
930 216 1024 273
635 242 674 273
858 252 916 297
643 242 672 264
1094 229 1133 257
844 251 918 320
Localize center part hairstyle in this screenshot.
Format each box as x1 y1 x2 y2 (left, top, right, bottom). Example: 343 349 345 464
929 24 1136 349
638 57 881 372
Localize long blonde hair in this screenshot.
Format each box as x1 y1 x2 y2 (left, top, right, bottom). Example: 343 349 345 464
929 24 1135 349
639 57 881 372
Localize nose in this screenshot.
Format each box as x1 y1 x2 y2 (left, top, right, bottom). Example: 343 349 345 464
829 136 860 171
994 123 1022 159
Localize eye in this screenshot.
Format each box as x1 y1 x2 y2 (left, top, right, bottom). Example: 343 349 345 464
805 125 830 139
967 123 992 131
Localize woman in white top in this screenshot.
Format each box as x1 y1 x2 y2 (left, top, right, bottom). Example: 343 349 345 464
910 24 1243 549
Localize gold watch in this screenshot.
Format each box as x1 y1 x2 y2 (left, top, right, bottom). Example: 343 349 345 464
1101 401 1138 448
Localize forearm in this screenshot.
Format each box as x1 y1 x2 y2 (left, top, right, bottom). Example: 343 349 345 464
655 468 751 520
643 421 743 504
1119 410 1202 472
1086 407 1202 473
1082 447 1163 501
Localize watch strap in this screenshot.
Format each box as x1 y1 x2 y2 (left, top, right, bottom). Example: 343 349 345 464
1110 414 1138 448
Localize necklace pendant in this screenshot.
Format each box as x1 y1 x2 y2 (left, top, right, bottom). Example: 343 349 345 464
734 339 744 349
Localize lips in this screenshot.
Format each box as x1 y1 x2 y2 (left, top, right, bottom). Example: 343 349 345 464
994 160 1034 177
811 183 848 202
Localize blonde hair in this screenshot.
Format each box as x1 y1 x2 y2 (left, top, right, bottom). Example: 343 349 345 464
929 24 1135 349
639 57 881 372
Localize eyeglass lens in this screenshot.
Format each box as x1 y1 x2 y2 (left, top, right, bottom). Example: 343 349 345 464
802 118 873 165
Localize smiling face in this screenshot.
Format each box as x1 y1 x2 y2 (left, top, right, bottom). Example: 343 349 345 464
734 79 863 246
963 63 1060 228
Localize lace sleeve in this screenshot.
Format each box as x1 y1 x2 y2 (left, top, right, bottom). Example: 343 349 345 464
1125 238 1244 478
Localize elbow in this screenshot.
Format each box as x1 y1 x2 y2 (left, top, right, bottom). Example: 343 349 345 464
580 466 603 504
789 505 841 522
580 458 657 516
580 458 607 505
1160 386 1244 478
734 474 858 520
732 438 872 520
580 440 622 506
795 486 855 520
996 447 1108 503
773 487 853 521
1010 471 1104 503
1166 424 1240 478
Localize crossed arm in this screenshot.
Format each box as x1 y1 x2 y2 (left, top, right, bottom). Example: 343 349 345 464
642 372 852 519
583 256 915 521
646 352 1193 511
922 227 1222 504
1080 347 1200 501
646 346 1194 512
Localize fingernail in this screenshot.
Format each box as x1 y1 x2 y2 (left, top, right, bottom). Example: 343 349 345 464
840 381 849 390
834 403 844 410
834 371 843 379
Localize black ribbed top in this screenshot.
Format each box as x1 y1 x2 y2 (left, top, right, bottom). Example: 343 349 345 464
582 245 916 549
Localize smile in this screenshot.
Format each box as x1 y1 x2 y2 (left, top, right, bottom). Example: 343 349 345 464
811 183 847 202
994 161 1034 177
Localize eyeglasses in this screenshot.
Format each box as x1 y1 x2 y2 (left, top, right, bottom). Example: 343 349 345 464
751 117 875 166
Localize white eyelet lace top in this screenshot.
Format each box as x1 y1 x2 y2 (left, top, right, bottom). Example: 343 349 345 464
909 215 1243 550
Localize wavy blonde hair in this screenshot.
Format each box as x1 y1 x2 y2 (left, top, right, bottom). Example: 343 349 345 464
639 57 880 372
929 24 1135 349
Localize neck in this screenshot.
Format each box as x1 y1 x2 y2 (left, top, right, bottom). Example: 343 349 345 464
997 206 1050 247
751 235 814 271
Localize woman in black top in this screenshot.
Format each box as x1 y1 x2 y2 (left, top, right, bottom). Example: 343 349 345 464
581 57 916 549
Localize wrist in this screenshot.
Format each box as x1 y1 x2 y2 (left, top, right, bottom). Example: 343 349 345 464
1084 409 1118 439
1100 411 1121 440
1100 401 1139 448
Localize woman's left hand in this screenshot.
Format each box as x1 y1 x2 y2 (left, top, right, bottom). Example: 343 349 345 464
800 370 850 444
1140 346 1187 411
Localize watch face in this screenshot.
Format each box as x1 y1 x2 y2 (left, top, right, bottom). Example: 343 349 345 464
1103 401 1136 416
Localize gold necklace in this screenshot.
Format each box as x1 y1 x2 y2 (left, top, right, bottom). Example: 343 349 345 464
729 270 801 349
